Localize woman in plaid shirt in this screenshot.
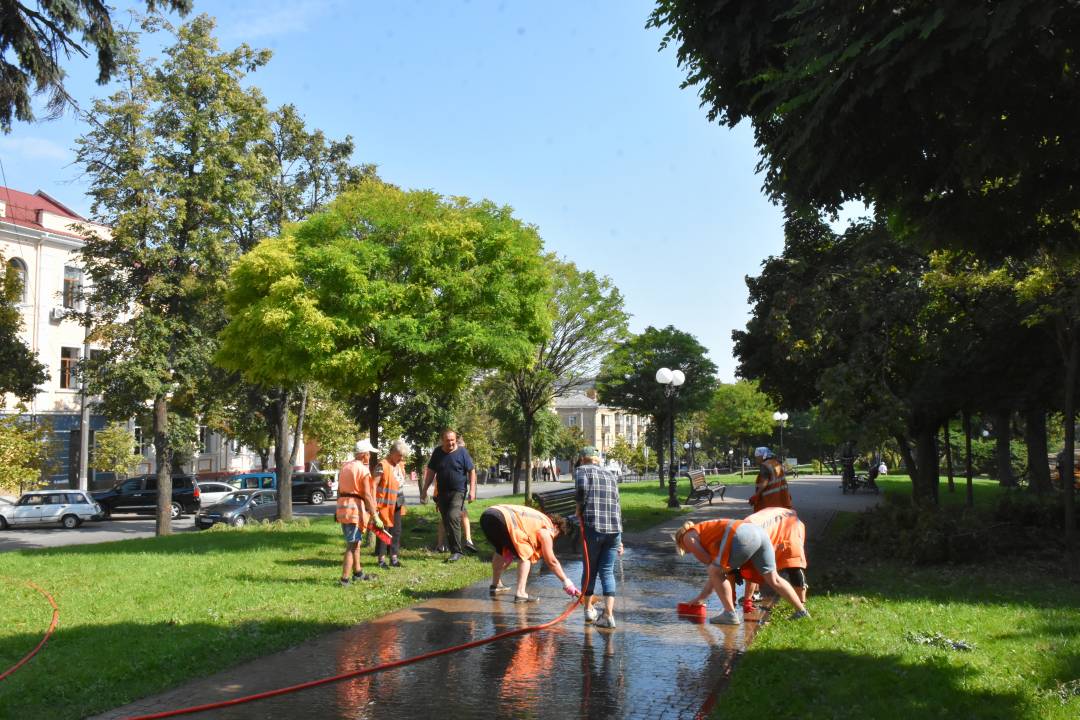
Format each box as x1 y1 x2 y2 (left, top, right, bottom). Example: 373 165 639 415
575 446 624 629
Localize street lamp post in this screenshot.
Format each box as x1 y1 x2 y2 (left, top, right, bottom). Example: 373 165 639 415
684 440 701 469
772 411 789 465
656 367 685 508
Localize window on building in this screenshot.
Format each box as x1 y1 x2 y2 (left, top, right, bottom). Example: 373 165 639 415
133 427 145 455
59 347 80 389
62 266 82 309
567 415 578 427
7 258 28 303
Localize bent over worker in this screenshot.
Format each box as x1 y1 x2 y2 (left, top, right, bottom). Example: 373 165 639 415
675 518 808 625
480 504 580 603
337 439 383 586
749 446 792 512
736 507 808 614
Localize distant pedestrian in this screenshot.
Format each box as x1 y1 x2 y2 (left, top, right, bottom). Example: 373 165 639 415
575 446 623 630
337 439 384 586
480 503 580 602
421 429 477 563
675 518 808 624
375 439 410 569
749 446 792 512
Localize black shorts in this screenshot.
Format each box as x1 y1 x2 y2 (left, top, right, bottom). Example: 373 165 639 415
780 567 807 587
480 509 516 558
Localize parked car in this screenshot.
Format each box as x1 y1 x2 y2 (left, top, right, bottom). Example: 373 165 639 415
232 472 276 490
195 490 279 529
0 490 103 529
195 481 238 507
92 475 201 519
318 470 338 499
290 472 333 505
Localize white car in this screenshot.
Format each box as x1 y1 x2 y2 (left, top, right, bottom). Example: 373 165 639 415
0 490 103 530
197 481 240 507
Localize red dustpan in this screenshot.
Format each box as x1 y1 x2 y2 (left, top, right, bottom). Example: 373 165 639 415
677 602 707 618
368 524 393 545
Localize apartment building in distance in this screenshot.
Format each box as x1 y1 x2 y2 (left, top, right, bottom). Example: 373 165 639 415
551 380 649 461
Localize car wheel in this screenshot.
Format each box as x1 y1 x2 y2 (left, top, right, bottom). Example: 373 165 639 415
100 506 112 519
61 514 80 530
170 502 182 520
309 490 325 505
231 515 246 528
0 516 7 530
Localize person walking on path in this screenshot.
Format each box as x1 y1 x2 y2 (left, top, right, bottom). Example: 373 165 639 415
480 503 580 602
421 429 477 563
337 439 384 586
575 446 623 630
735 506 808 614
375 439 410 569
675 518 808 625
749 446 792 512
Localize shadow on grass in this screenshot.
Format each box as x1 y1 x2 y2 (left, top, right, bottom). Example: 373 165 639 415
0 618 345 720
9 528 335 558
717 648 1032 719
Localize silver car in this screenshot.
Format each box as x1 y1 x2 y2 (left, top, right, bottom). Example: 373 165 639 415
195 489 279 529
0 490 103 530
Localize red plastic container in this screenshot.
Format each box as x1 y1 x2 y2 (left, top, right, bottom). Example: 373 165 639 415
676 602 707 617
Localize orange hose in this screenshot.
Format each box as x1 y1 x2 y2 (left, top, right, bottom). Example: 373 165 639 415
0 580 59 682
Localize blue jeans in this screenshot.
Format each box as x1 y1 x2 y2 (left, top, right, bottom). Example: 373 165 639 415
581 527 620 597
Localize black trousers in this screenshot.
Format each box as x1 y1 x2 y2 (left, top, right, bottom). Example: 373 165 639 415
437 489 465 554
375 504 403 558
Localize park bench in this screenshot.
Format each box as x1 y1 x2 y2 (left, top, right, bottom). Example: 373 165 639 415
532 486 578 518
685 468 726 506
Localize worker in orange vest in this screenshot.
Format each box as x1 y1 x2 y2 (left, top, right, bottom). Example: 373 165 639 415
375 438 410 569
675 517 809 624
337 439 383 586
735 507 808 614
479 503 580 602
749 446 793 512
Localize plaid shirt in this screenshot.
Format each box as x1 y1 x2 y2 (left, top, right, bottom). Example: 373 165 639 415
575 464 622 534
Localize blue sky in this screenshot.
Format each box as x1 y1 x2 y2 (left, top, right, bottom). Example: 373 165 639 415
0 0 797 382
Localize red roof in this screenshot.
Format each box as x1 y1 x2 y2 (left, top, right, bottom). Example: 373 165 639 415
0 186 87 239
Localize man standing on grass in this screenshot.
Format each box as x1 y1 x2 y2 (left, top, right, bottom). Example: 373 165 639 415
421 428 477 563
337 439 383 586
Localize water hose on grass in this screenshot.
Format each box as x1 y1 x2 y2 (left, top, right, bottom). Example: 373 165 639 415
0 580 59 682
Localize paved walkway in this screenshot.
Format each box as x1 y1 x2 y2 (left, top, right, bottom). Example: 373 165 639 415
93 476 879 720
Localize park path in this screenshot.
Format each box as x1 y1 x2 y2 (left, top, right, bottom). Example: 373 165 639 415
93 477 879 720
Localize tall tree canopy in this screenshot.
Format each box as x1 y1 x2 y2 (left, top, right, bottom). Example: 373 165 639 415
0 253 48 400
0 0 191 131
648 1 1080 254
595 325 717 479
76 15 270 534
217 180 551 458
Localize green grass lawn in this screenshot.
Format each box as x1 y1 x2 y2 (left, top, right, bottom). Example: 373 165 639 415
0 482 691 719
714 508 1080 719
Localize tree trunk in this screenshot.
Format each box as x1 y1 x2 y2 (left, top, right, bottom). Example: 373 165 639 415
523 414 534 503
153 393 172 536
896 434 917 486
943 419 955 493
911 425 940 506
657 441 666 489
1062 326 1078 573
273 387 293 521
259 449 269 471
367 389 381 475
992 409 1016 486
289 384 308 470
511 451 521 495
963 410 974 508
1025 408 1051 495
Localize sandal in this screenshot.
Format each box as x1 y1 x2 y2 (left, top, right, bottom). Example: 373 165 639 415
513 594 539 603
489 583 510 596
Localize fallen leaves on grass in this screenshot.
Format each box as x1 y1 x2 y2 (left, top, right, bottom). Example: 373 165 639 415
904 630 976 652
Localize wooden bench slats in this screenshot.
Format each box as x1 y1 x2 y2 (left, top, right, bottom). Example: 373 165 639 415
685 468 726 506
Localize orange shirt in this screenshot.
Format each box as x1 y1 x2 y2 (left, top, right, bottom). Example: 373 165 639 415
690 519 744 570
490 504 554 563
752 458 792 511
739 507 807 584
336 459 373 526
375 459 406 527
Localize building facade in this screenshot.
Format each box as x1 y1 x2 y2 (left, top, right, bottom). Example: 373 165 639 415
552 383 649 457
1 186 284 489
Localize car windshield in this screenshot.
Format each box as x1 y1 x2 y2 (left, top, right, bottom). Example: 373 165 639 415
220 493 250 505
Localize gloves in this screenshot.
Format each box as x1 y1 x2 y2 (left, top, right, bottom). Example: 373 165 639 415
563 580 581 597
372 516 385 530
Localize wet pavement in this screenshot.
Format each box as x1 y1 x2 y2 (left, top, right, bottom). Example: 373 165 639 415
95 477 877 720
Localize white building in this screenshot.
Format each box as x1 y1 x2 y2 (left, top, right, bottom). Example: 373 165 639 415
0 186 279 488
552 382 649 457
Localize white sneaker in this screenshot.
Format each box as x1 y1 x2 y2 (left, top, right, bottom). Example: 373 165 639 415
710 609 742 625
594 615 616 629
584 606 599 623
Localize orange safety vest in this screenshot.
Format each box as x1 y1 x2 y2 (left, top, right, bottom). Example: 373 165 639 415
490 504 555 563
692 519 745 572
375 459 407 528
751 458 792 511
336 459 373 526
738 507 807 584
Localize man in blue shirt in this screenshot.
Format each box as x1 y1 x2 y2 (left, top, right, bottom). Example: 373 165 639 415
421 428 477 563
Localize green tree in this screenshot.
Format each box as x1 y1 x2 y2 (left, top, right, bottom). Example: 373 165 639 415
596 325 717 489
606 435 635 471
91 422 141 479
76 16 271 533
705 380 774 460
0 0 191 131
1 253 48 400
217 180 550 483
0 410 50 494
500 256 628 498
302 383 359 469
